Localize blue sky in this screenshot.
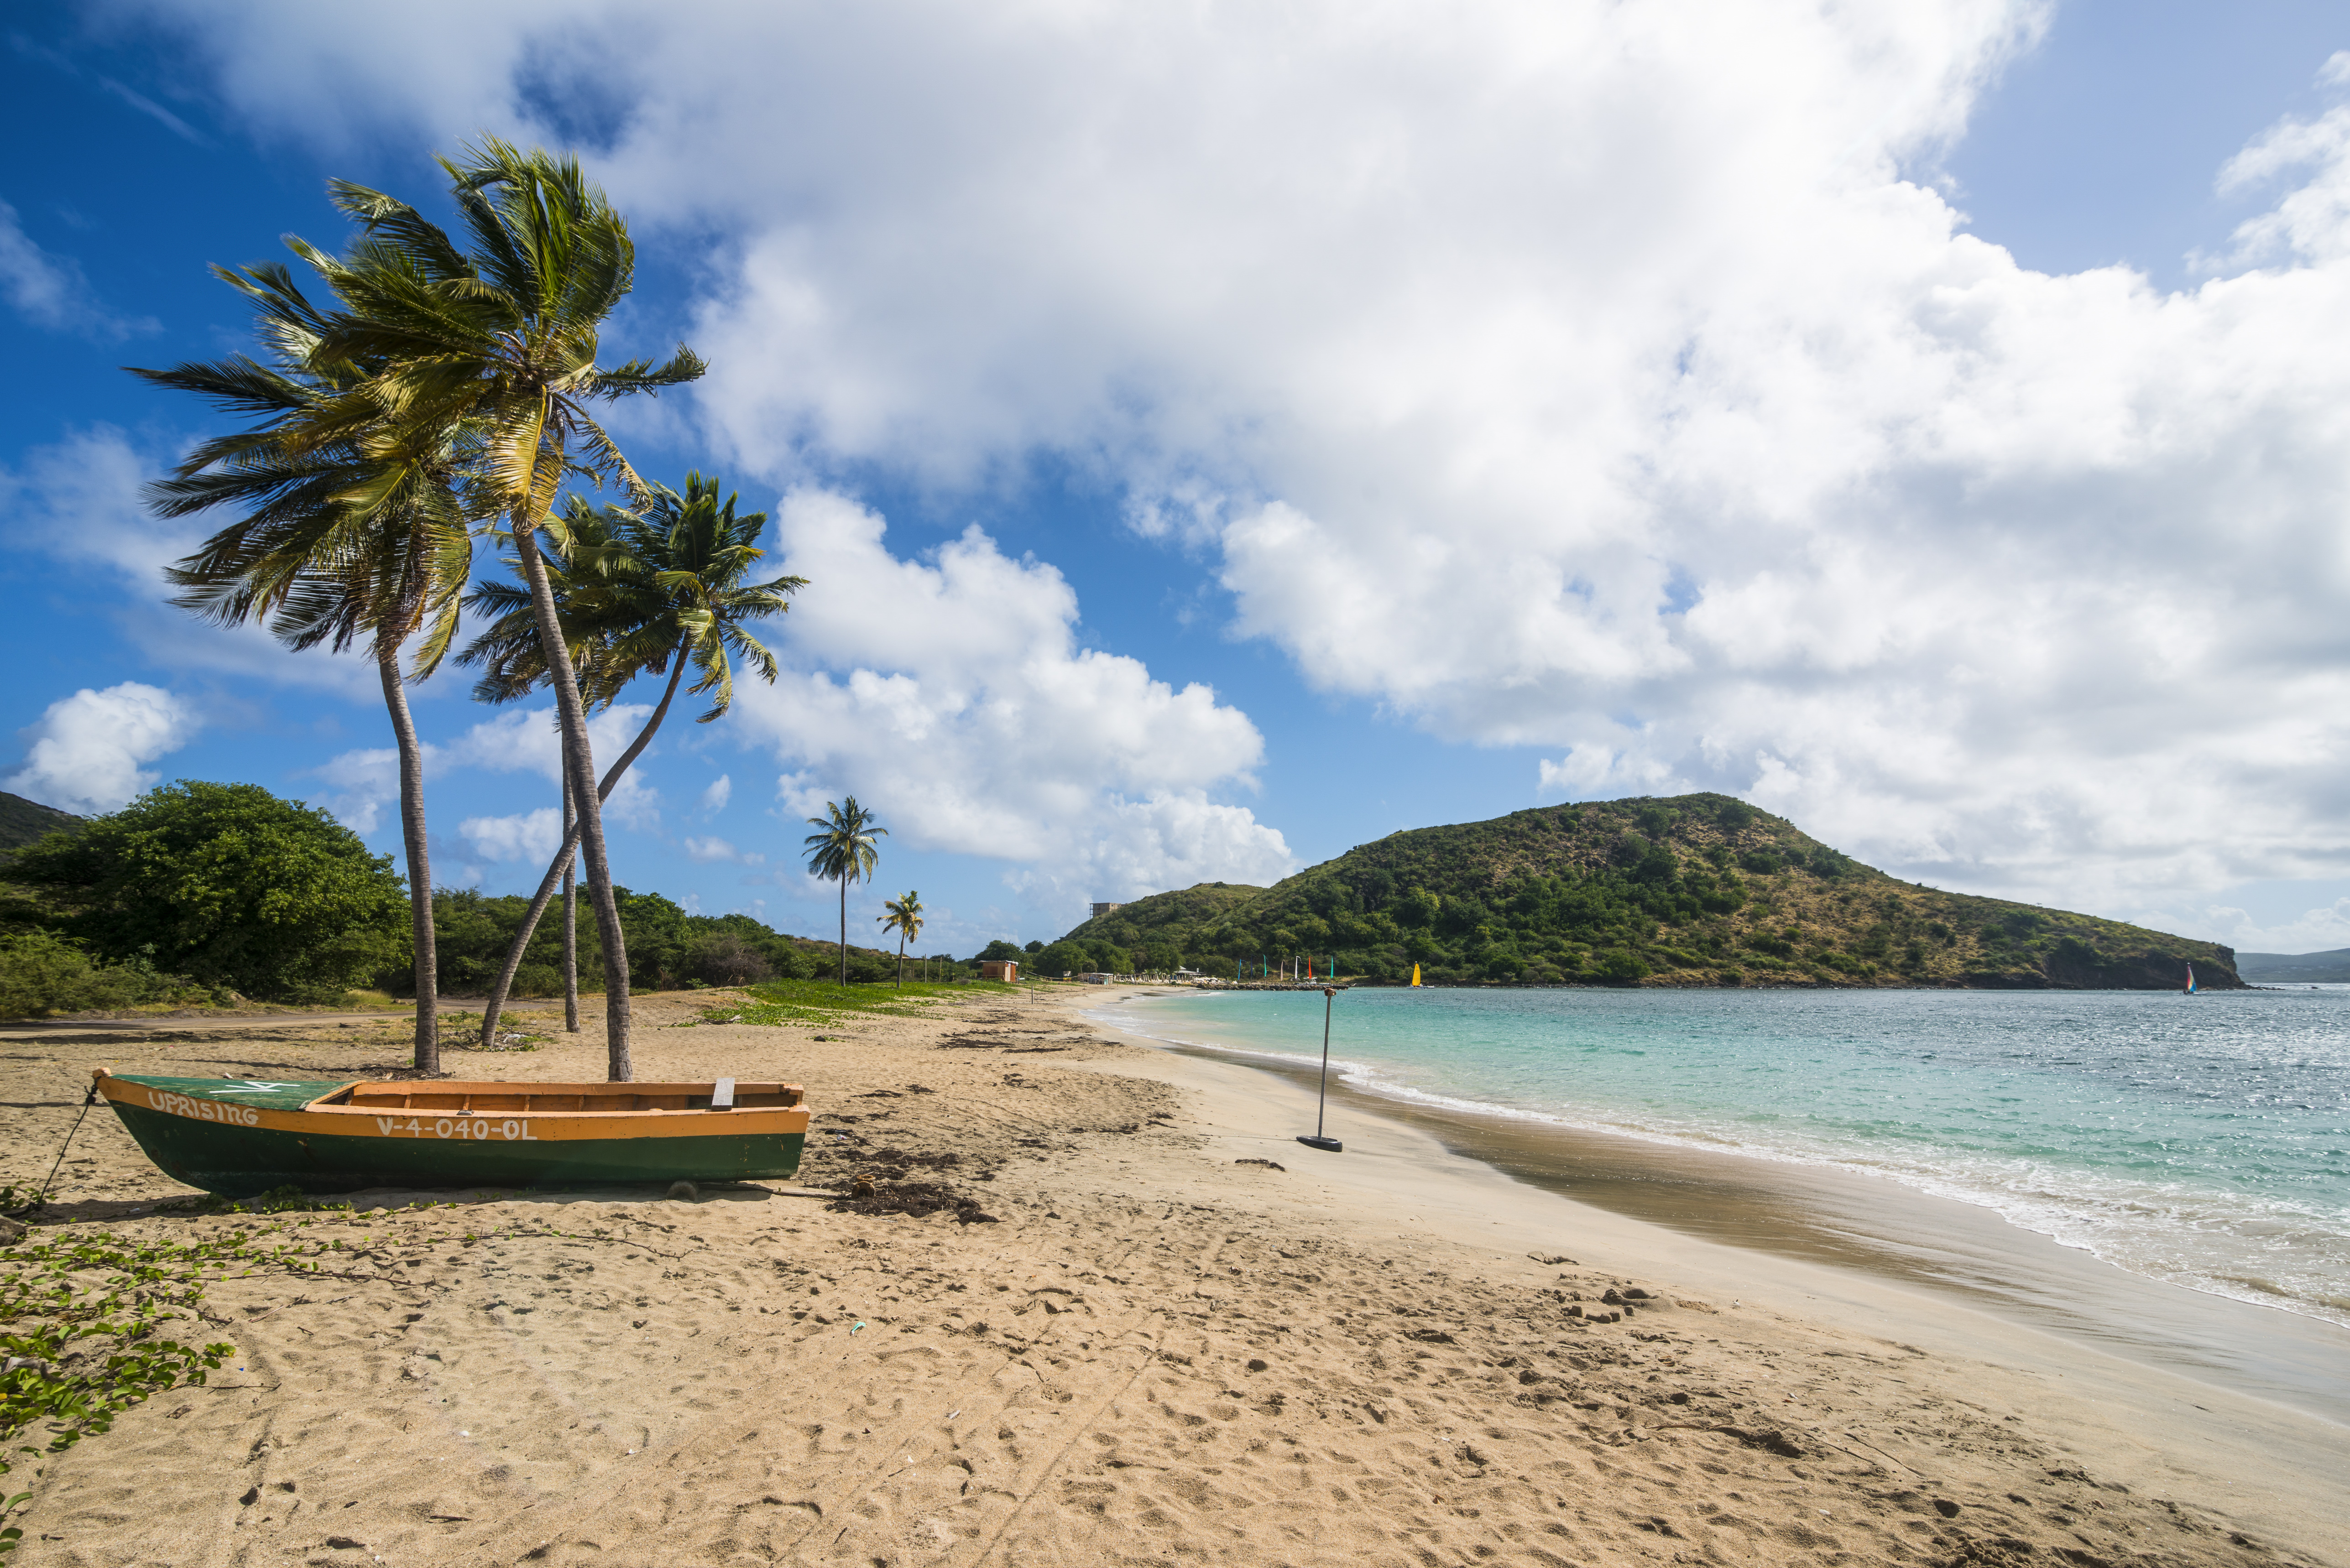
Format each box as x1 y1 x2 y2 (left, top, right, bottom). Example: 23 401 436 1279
6 1 2350 955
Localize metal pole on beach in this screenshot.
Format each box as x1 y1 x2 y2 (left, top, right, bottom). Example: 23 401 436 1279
1298 985 1342 1153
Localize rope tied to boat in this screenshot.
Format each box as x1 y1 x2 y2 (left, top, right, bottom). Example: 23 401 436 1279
15 1080 99 1219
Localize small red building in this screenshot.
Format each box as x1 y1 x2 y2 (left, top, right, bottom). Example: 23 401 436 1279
979 959 1020 983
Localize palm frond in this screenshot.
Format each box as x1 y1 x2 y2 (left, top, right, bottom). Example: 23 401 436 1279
326 180 474 280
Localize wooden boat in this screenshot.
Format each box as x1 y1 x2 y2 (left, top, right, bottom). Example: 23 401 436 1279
92 1070 809 1199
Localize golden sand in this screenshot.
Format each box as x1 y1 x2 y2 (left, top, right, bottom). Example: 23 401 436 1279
0 985 2340 1567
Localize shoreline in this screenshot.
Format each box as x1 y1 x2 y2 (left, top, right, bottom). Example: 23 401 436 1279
1 984 2341 1565
1114 975 2275 993
1076 987 2350 1547
1091 986 2350 1409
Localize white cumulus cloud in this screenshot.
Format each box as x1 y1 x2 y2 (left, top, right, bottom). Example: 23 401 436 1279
118 2 2350 915
4 682 199 814
731 490 1294 911
459 807 563 864
698 773 731 813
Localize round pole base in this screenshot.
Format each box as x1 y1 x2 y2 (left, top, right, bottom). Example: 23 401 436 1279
1296 1135 1343 1153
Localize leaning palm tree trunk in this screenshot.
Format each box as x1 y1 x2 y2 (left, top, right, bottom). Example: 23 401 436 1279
476 647 688 1049
839 880 849 986
513 523 633 1080
561 768 578 1032
377 640 439 1072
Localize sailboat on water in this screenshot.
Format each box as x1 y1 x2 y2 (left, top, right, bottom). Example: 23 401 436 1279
1410 962 1422 987
2184 962 2198 995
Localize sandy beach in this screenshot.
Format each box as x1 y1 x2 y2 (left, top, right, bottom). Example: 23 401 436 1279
2 983 2343 1568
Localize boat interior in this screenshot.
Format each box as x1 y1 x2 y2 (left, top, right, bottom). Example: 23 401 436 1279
315 1081 806 1114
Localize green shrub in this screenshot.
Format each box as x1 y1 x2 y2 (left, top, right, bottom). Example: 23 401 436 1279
685 932 773 987
420 887 826 994
6 781 407 1003
1033 939 1088 976
0 931 198 1018
1593 948 1651 984
511 962 564 998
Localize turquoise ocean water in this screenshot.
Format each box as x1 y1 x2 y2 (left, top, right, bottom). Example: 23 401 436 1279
1104 986 2350 1330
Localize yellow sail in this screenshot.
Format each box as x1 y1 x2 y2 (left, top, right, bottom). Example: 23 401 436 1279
1410 963 1421 987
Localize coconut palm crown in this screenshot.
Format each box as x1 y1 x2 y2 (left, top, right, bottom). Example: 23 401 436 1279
131 256 479 1071
286 139 705 523
455 476 802 1043
463 474 800 721
878 890 924 989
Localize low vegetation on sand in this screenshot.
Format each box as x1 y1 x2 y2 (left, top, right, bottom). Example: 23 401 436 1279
693 976 1023 1030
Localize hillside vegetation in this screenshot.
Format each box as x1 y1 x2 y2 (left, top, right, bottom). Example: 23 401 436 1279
2235 948 2350 983
1045 793 2240 990
0 792 81 854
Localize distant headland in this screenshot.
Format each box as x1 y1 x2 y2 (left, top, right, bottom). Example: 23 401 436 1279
1044 793 2241 990
2234 948 2350 984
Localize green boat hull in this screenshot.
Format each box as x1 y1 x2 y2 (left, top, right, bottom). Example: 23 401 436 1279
108 1101 806 1199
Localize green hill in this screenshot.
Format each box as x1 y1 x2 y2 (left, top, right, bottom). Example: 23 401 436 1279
0 792 81 854
1042 793 2240 990
2235 948 2350 984
1071 882 1266 946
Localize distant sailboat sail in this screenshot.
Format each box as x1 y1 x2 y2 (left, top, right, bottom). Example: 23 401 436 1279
2185 962 2198 995
1410 963 1422 987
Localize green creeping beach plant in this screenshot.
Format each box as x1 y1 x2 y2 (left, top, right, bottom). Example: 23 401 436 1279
156 1184 358 1218
0 1230 241 1553
0 1197 639 1549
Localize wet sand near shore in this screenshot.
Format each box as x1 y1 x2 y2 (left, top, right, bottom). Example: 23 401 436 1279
1098 1009 2350 1426
0 985 2341 1567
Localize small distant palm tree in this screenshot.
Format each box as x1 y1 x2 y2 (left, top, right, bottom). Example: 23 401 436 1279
133 260 478 1073
458 475 801 1043
878 891 924 989
803 799 887 986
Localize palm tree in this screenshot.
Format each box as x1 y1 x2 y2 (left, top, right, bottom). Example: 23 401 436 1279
459 478 801 1044
131 260 476 1073
282 139 704 1081
878 891 924 989
803 799 886 985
